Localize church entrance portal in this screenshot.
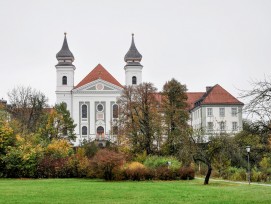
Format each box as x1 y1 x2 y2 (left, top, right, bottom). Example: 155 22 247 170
97 126 104 140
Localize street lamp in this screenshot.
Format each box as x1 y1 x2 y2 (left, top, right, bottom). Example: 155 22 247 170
246 146 251 185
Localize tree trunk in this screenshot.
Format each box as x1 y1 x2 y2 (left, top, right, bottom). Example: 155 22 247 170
204 165 212 185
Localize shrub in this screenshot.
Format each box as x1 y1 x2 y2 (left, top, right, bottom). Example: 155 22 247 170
81 141 98 158
134 151 147 163
224 167 247 181
90 149 125 180
3 135 44 178
46 139 73 159
155 167 178 180
70 148 92 178
37 156 77 178
144 156 181 170
125 162 148 181
179 166 195 180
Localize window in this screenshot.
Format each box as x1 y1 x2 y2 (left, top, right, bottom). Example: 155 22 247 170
82 104 87 118
82 126 87 135
62 76 67 85
207 108 213 117
132 76 137 85
207 122 213 132
232 108 237 117
232 122 237 131
97 104 104 112
220 121 225 131
219 108 225 117
113 104 119 118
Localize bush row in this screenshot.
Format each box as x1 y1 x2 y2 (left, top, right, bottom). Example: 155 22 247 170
1 146 195 180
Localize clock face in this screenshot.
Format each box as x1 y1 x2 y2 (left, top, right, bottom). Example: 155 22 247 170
96 83 104 90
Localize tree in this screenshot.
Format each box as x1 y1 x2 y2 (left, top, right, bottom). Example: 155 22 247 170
7 86 48 133
39 103 76 142
240 77 271 132
90 149 125 180
191 131 234 184
0 120 16 177
118 83 161 155
161 78 191 155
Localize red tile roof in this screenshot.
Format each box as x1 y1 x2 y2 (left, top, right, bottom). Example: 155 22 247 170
186 92 205 109
74 64 123 89
200 84 243 105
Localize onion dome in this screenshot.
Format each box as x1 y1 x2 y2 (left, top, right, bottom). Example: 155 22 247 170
124 34 142 65
56 33 74 66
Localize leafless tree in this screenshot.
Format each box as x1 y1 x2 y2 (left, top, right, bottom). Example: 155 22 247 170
240 77 271 131
7 86 48 133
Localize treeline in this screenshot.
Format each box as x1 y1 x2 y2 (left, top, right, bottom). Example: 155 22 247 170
0 77 271 184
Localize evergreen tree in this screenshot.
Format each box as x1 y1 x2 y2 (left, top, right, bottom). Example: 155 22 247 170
40 103 77 142
161 78 190 155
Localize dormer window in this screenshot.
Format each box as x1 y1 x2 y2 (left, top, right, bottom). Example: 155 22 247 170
62 76 67 85
132 76 137 85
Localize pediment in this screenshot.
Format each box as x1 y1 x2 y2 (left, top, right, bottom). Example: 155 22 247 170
72 79 123 93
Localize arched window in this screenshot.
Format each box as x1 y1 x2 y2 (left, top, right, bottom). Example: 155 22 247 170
82 126 87 135
113 104 119 118
62 76 67 85
82 104 87 118
132 76 137 85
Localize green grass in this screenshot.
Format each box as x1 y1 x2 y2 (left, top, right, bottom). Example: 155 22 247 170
0 179 270 204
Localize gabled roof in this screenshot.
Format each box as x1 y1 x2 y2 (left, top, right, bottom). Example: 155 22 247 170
74 64 123 89
196 84 244 106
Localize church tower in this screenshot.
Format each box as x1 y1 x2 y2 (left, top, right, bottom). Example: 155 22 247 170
55 33 75 111
124 34 143 86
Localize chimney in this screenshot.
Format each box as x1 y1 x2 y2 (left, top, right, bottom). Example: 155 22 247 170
206 86 212 92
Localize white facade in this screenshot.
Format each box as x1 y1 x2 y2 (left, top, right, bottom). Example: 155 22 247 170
55 34 143 146
191 105 243 136
124 64 143 86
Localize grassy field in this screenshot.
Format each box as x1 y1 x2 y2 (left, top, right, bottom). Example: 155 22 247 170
0 179 270 204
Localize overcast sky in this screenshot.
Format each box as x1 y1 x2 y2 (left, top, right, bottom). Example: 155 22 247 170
0 0 271 105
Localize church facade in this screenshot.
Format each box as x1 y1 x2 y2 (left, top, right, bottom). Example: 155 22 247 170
55 34 143 146
55 34 243 146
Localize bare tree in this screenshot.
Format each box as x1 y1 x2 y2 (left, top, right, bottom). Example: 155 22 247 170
240 77 271 131
7 86 48 133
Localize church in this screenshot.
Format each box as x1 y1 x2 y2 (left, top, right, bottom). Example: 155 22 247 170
55 34 243 146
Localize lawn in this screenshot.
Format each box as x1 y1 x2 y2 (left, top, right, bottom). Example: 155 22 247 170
0 178 270 204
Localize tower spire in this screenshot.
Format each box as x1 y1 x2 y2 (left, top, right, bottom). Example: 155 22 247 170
124 33 142 65
56 33 74 66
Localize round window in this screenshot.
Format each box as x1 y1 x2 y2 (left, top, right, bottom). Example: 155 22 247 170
97 104 104 112
96 83 104 90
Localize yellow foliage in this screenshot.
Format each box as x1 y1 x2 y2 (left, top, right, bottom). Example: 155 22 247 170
46 139 72 158
126 162 146 170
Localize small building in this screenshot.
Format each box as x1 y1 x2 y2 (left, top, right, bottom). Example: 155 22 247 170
187 85 244 139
